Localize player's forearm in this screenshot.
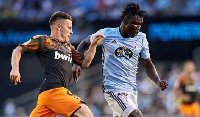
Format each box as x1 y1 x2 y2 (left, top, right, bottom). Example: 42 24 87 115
82 44 97 67
77 36 91 54
11 46 22 70
145 63 161 84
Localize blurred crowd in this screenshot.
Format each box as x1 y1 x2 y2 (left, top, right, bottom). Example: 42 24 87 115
2 61 200 116
0 0 200 22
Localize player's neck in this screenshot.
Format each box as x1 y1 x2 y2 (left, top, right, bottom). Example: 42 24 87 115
50 30 65 42
119 24 129 38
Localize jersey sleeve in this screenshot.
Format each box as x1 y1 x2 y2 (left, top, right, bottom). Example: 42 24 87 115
140 34 150 59
90 28 106 46
71 46 84 66
19 35 47 53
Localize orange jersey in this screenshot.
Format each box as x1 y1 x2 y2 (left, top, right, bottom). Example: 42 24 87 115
177 74 198 104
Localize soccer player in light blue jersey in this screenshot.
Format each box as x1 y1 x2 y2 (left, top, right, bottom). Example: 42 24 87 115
74 3 168 117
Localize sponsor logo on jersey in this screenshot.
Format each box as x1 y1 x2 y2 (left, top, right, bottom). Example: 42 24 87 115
54 51 72 63
114 46 133 59
111 39 117 43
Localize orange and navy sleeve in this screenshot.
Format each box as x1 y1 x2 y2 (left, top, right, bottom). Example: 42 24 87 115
71 45 84 66
19 35 47 53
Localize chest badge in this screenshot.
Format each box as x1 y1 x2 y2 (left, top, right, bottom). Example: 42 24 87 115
114 46 133 59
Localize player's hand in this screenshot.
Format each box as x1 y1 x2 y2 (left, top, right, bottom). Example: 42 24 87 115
72 65 81 83
10 69 21 85
157 80 168 91
91 34 106 46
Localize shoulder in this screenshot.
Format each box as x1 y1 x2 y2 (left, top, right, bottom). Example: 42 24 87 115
32 35 52 48
136 32 146 39
33 35 51 44
32 35 48 40
177 74 185 82
135 32 148 46
97 27 118 35
22 35 48 45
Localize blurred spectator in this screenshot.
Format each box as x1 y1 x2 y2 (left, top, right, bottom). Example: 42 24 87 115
163 63 181 115
16 106 27 117
173 60 200 116
0 0 200 21
3 98 16 116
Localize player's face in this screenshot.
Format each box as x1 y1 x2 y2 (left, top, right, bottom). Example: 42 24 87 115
60 19 73 42
124 15 143 38
184 61 195 73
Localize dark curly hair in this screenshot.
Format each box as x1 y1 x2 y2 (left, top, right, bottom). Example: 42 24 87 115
121 2 146 20
49 11 73 25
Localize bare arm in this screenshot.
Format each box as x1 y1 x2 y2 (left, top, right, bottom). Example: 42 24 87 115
72 36 91 83
72 35 103 83
82 34 105 67
141 58 168 91
141 58 160 83
10 46 23 85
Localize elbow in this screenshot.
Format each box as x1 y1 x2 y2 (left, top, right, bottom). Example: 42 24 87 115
14 46 22 53
82 62 90 68
13 47 18 53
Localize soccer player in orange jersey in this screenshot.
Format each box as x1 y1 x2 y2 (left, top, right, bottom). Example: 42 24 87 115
174 60 200 117
10 11 105 117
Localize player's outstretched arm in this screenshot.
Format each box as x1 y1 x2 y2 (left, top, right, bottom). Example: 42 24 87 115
141 58 168 91
10 46 22 85
82 34 105 68
72 35 92 83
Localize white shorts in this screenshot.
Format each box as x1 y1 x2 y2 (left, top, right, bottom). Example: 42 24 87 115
104 91 138 117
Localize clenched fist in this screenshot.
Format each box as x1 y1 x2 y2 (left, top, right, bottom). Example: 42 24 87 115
157 80 168 91
91 34 106 46
10 69 21 85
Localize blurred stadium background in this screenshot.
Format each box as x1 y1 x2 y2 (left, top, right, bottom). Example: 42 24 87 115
0 0 200 116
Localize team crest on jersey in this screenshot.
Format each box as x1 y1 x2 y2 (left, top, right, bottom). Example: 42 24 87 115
114 46 133 59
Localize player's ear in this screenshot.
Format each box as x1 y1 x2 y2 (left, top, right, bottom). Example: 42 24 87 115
57 23 61 30
123 18 128 25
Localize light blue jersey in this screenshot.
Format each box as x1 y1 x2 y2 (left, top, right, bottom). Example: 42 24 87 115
90 27 150 94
